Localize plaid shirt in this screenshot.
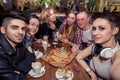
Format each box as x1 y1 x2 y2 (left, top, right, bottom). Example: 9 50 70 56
58 21 83 45
58 20 66 34
74 27 83 45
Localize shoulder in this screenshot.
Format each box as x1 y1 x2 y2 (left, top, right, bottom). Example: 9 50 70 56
114 50 120 59
77 44 94 58
112 50 120 63
113 44 120 58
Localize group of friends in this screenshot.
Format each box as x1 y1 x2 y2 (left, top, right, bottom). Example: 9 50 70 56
0 7 120 80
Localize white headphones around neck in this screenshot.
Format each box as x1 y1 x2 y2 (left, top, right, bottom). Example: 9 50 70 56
92 42 120 59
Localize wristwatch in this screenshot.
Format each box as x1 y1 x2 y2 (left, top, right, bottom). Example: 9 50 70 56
86 68 91 73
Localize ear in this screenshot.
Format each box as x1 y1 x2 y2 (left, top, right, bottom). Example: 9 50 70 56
0 26 6 34
112 27 119 35
87 16 91 23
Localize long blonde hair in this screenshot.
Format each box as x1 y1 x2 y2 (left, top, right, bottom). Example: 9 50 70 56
40 8 56 29
40 8 55 23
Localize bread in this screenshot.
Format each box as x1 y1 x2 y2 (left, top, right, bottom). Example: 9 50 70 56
57 67 72 78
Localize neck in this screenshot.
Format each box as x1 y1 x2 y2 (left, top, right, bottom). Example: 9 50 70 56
83 24 91 31
49 22 55 30
27 33 33 37
69 24 73 28
102 37 116 48
5 36 16 50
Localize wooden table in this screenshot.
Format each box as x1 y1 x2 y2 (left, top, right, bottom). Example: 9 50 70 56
26 41 90 80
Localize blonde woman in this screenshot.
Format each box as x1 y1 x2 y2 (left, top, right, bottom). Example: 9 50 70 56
35 8 57 39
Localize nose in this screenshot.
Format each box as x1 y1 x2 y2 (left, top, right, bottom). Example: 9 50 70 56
92 29 98 36
18 28 24 35
77 20 82 24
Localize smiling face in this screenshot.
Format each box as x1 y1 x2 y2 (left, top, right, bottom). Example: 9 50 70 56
1 19 26 47
92 18 118 45
76 12 90 29
27 18 40 36
49 9 56 22
66 13 76 26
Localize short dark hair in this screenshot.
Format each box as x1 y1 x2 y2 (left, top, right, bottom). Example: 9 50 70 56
27 14 40 24
2 11 27 28
77 11 91 18
92 12 120 28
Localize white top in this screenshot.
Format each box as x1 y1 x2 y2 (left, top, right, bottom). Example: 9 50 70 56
82 27 93 43
90 42 120 79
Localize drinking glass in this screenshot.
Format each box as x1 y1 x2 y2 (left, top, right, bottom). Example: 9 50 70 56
42 40 48 53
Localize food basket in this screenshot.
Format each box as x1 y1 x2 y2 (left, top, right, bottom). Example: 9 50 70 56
41 48 75 68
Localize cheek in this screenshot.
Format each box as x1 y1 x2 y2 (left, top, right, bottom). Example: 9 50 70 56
77 21 80 25
35 28 39 33
102 31 112 39
71 19 75 23
23 31 26 36
6 31 14 39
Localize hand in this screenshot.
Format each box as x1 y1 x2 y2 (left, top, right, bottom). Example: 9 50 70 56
61 39 69 43
27 46 33 53
88 70 98 80
71 44 79 55
36 39 42 43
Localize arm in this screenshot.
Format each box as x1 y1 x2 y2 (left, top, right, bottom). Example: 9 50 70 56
58 20 66 34
74 27 82 46
16 48 35 73
27 46 33 53
0 44 27 80
110 51 120 79
75 44 98 80
0 56 20 80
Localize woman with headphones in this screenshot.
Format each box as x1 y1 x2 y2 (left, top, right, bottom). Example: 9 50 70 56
72 12 120 80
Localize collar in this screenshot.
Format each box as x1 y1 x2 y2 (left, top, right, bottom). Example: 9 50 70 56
0 33 15 55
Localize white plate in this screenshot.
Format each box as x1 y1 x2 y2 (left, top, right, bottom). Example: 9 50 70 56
28 66 45 78
55 70 74 80
36 52 43 59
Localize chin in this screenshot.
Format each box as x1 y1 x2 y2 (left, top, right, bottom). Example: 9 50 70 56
94 40 101 44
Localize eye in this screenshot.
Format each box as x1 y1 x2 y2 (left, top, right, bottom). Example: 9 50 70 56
31 23 35 26
92 26 96 31
11 25 18 30
81 18 84 21
22 27 27 31
71 17 75 20
76 19 80 21
98 26 105 31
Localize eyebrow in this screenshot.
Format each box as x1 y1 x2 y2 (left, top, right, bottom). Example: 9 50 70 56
11 25 19 27
11 25 26 28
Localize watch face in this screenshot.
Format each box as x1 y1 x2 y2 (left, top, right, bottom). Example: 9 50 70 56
86 68 91 73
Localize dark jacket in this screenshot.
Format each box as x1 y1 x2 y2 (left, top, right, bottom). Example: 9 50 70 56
0 33 35 80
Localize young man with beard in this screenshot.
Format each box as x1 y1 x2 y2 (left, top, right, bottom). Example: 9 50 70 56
0 11 35 80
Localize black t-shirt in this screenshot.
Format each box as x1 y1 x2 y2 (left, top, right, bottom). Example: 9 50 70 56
35 22 53 39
